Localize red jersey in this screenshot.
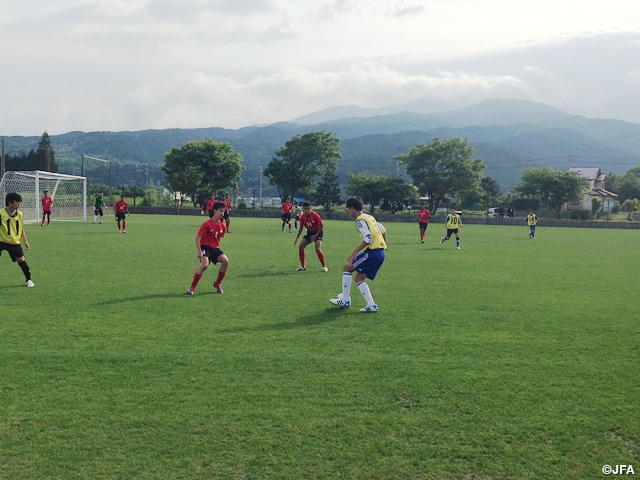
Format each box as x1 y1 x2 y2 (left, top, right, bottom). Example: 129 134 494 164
281 202 293 214
41 196 53 211
206 199 215 211
224 199 232 212
114 200 128 213
417 208 431 223
197 218 226 248
300 211 323 232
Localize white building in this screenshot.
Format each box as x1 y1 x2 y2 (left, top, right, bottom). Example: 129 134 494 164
567 167 617 213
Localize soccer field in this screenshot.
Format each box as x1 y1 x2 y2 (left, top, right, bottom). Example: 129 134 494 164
2 215 639 479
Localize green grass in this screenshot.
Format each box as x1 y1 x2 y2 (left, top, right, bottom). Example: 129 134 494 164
2 215 639 479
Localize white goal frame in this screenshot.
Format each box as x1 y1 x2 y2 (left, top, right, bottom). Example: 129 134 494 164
0 170 87 223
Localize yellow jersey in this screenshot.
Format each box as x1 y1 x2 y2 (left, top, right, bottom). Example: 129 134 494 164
527 214 537 226
355 213 387 250
0 208 24 245
446 214 461 229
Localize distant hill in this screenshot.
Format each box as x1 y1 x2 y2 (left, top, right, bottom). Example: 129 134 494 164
3 99 639 193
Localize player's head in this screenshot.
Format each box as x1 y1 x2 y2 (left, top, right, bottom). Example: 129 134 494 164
286 196 291 202
346 197 363 215
44 190 49 196
99 191 104 196
212 201 226 220
6 192 22 207
120 195 125 200
450 207 456 213
529 209 534 214
302 201 312 214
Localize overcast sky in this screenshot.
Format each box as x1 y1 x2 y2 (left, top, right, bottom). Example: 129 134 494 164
1 0 640 136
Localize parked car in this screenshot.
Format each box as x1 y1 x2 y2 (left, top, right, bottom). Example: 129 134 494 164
487 207 504 218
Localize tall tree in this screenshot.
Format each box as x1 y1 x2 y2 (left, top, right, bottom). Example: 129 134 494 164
162 140 243 207
395 137 484 212
36 132 58 172
313 164 341 211
514 168 588 217
346 172 418 213
264 131 341 200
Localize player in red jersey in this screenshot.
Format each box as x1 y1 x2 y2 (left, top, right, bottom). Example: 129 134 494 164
41 191 53 226
293 202 327 272
223 194 232 232
201 194 215 218
187 201 229 295
416 203 431 243
281 196 293 233
114 195 129 233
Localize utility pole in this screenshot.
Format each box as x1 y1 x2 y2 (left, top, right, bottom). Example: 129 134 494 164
259 165 263 208
1 138 5 179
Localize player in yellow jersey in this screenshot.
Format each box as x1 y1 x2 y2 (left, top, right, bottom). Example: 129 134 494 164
439 207 462 249
330 197 387 313
0 193 34 287
526 210 538 239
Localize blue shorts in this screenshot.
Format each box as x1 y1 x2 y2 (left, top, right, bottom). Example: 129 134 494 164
352 248 385 280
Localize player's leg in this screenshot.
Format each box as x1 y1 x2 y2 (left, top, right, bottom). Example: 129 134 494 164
10 248 33 287
354 272 377 312
213 254 229 293
41 213 45 226
297 239 309 270
47 212 51 225
188 255 210 293
455 232 461 249
315 239 327 269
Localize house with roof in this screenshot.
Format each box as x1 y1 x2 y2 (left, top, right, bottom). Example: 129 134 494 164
567 167 618 213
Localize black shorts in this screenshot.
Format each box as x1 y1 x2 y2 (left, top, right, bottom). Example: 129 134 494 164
94 208 104 216
446 228 459 237
0 242 24 262
281 213 291 223
303 229 323 243
223 211 230 220
419 222 429 231
42 210 51 217
201 245 225 264
116 212 126 221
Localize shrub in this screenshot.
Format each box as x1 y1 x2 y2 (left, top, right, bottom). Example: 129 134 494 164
569 209 592 220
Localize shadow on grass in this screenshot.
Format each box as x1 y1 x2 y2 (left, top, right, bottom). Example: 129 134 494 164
234 269 321 278
215 308 347 334
92 291 211 305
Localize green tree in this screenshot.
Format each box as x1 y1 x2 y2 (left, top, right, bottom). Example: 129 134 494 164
346 172 418 213
622 198 639 221
481 176 500 206
514 168 588 217
264 131 341 200
591 197 604 217
36 132 59 172
313 164 341 211
162 140 243 208
395 137 485 213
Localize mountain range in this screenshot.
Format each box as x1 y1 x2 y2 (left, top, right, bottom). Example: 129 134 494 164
3 99 639 192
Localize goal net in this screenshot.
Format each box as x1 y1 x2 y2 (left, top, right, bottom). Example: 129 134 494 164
0 171 87 223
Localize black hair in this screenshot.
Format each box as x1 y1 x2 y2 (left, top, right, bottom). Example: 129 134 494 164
346 197 363 211
6 192 22 206
213 201 226 210
302 201 311 208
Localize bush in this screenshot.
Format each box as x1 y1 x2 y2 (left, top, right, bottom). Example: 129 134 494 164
511 198 540 211
569 209 592 220
238 203 247 209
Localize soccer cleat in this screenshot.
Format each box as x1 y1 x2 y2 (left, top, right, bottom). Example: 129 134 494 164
186 289 194 295
322 267 328 272
330 294 351 309
421 240 424 244
456 246 461 250
440 237 445 244
214 283 224 294
359 304 379 313
296 266 306 271
26 280 35 287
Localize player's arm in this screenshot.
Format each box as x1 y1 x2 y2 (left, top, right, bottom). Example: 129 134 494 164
195 235 204 259
21 228 30 250
293 224 304 245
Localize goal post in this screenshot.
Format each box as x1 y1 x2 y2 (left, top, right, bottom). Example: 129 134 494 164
0 170 87 223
